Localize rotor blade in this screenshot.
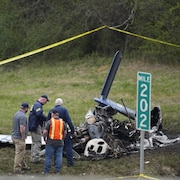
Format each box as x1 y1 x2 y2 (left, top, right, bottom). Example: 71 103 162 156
100 50 122 100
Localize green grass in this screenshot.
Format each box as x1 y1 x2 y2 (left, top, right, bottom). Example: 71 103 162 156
0 55 180 177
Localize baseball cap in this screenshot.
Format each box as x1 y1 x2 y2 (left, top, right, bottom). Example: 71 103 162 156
21 102 29 109
51 109 59 116
41 94 49 101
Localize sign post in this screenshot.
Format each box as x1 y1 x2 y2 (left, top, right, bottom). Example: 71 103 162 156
136 71 151 175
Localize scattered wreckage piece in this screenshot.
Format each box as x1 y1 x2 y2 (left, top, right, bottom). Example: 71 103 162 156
84 138 111 160
0 135 45 145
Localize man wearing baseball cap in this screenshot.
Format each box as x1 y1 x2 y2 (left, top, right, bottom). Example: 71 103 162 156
47 98 76 167
28 94 49 163
12 102 30 174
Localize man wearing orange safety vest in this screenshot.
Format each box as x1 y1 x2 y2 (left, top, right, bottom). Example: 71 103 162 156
43 110 67 174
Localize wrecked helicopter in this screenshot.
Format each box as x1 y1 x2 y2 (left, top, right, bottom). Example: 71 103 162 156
71 51 179 160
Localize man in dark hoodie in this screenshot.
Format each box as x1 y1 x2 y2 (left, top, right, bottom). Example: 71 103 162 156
28 94 49 163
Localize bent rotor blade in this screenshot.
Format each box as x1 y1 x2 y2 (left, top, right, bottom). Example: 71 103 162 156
100 50 122 100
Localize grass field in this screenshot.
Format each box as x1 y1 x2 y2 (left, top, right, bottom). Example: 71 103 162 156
0 54 179 177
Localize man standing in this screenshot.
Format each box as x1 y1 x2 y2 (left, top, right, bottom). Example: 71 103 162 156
47 98 76 167
12 102 30 174
28 94 49 163
43 110 66 174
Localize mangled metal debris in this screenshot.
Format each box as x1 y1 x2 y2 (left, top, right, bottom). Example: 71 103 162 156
72 105 179 160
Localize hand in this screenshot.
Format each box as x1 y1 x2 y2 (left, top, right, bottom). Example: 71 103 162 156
73 131 77 137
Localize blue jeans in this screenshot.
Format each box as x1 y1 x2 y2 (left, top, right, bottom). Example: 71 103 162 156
64 133 74 166
44 144 63 173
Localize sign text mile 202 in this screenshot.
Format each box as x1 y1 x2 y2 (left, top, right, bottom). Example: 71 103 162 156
136 72 151 131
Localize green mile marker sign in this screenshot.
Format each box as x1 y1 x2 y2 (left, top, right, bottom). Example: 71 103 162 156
136 72 151 131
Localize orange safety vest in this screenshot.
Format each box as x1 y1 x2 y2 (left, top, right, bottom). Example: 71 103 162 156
49 118 65 140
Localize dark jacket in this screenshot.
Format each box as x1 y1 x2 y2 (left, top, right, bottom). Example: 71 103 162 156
47 105 75 134
28 101 47 132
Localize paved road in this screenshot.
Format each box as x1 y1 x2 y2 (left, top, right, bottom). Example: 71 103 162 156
0 175 179 180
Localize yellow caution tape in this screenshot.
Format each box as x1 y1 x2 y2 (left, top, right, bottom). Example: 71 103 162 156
0 26 106 66
107 175 138 179
107 26 180 48
0 25 179 66
106 174 159 180
138 174 159 180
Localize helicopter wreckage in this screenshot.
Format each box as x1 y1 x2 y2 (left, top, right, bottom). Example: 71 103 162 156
71 51 180 160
